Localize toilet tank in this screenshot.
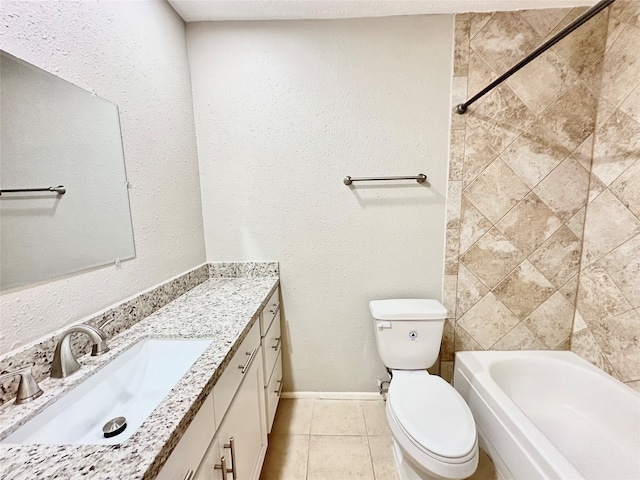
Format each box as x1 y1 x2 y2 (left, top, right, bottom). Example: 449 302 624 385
369 299 447 370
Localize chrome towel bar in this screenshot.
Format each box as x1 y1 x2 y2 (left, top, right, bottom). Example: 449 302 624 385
343 174 427 186
0 185 66 196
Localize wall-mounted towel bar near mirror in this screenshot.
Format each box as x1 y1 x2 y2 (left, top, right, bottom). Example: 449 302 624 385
0 186 66 196
343 174 427 186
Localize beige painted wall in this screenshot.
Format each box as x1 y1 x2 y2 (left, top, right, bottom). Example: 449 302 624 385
187 16 454 392
444 3 640 391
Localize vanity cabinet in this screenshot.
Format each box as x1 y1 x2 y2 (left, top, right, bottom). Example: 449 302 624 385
260 287 283 433
157 289 278 480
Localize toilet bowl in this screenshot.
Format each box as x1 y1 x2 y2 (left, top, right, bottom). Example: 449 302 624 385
369 299 479 480
385 370 478 480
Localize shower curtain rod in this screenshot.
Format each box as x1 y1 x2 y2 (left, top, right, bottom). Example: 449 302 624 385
455 0 616 114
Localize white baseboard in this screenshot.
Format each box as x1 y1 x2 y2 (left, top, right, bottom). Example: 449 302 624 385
280 391 383 400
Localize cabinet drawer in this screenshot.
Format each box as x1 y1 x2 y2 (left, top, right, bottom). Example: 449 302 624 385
156 393 215 480
260 287 280 335
213 321 260 430
262 314 281 385
265 352 283 433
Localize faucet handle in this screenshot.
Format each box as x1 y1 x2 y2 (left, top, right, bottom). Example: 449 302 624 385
0 365 44 405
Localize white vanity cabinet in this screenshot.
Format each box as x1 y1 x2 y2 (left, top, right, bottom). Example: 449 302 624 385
260 287 283 433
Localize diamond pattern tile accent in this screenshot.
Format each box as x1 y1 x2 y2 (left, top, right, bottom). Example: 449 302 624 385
591 109 640 186
520 8 571 38
459 228 524 289
524 291 574 348
494 260 556 320
459 195 492 254
457 293 520 349
463 129 498 187
610 160 640 219
491 323 547 351
529 226 582 288
464 159 530 224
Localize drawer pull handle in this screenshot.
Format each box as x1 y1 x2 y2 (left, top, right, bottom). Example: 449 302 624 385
183 470 194 480
239 347 259 374
272 337 282 351
214 456 233 480
223 437 237 480
268 302 281 316
274 378 284 396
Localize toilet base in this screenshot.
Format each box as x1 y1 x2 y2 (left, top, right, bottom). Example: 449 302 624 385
391 438 447 480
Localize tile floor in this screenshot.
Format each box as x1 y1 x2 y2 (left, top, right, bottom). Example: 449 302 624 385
260 398 502 480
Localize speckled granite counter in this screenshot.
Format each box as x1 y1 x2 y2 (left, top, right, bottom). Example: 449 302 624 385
0 276 279 480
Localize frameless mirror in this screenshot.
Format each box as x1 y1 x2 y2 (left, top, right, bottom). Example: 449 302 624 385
0 50 136 291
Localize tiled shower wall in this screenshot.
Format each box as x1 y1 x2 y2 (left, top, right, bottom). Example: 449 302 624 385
443 2 640 390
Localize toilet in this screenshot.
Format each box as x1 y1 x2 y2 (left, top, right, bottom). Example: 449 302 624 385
369 299 478 480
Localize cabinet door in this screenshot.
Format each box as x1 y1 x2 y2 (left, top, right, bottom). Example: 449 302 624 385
194 437 221 480
215 345 268 480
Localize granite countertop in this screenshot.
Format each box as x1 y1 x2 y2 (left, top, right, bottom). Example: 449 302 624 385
0 276 279 480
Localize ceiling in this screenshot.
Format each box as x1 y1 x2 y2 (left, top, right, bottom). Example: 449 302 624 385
168 0 597 22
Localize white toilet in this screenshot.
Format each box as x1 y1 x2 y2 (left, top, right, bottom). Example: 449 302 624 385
369 299 478 480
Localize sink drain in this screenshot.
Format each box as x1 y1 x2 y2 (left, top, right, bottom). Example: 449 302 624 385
103 416 127 438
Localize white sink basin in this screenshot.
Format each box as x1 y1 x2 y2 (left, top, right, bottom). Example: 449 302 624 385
2 338 213 445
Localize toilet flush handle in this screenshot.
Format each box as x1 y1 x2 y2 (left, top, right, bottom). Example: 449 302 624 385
377 321 392 330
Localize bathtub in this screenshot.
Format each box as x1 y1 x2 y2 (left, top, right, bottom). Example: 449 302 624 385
453 351 640 480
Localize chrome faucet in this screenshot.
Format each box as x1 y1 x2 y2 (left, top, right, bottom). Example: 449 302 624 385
50 324 110 378
0 365 43 404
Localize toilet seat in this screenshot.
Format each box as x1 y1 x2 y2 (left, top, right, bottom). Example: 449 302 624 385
386 370 478 478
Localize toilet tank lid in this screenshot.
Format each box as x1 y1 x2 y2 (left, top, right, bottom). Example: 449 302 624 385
369 299 447 320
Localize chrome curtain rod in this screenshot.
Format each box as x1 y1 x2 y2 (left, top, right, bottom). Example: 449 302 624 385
0 185 66 196
343 174 427 185
456 0 616 114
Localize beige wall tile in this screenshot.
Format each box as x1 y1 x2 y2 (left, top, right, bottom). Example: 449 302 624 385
310 399 366 436
445 229 460 275
583 25 640 107
362 400 392 436
495 192 563 256
529 226 582 288
583 190 640 259
271 399 314 435
368 436 400 480
471 12 541 74
459 195 492 254
538 81 598 151
470 13 494 39
449 129 465 181
610 0 640 28
465 85 536 154
610 160 640 218
460 228 524 289
441 318 455 361
524 291 575 348
566 206 586 239
463 129 498 188
571 325 609 371
494 260 556 320
587 173 607 204
464 159 530 224
454 323 485 351
550 7 608 76
620 83 640 125
458 293 520 349
491 323 547 350
440 361 454 383
599 233 640 308
591 109 640 186
559 273 580 305
451 76 468 130
534 156 590 223
506 49 577 115
467 50 497 102
576 262 634 326
500 121 570 190
307 435 374 480
456 263 489 318
261 434 309 480
520 8 571 38
447 181 463 229
572 135 594 171
443 275 458 319
454 14 471 76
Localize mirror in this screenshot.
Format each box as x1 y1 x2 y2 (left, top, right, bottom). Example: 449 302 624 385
0 51 136 290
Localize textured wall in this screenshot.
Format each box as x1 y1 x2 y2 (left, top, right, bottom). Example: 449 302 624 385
187 16 454 392
0 0 206 353
444 3 640 392
571 1 640 391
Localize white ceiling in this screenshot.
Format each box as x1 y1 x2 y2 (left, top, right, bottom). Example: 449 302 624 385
168 0 597 22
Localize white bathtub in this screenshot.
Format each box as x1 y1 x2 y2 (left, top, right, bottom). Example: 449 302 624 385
453 351 640 480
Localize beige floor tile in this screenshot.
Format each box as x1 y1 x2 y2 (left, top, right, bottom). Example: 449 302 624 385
310 399 367 435
307 435 374 480
362 400 392 436
468 447 502 480
260 434 309 480
368 436 400 480
271 399 314 435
